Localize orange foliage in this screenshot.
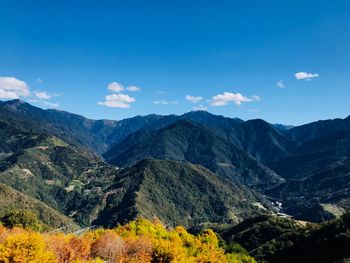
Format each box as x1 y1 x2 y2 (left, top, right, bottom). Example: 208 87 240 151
46 234 91 262
124 237 152 262
91 231 125 262
91 231 152 262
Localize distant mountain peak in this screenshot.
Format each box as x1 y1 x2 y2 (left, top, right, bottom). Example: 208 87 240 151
245 118 270 125
0 99 39 114
182 110 243 122
183 110 211 116
2 99 27 106
4 98 24 103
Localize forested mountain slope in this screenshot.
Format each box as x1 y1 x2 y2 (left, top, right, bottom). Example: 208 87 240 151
104 120 282 187
94 159 272 227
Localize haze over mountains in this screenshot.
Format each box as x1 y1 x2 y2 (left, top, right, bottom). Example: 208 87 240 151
0 99 349 227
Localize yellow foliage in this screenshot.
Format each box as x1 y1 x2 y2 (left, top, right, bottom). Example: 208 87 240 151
0 231 57 263
0 218 257 263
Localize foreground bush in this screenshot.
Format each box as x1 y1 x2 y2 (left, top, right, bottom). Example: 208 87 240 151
0 218 256 262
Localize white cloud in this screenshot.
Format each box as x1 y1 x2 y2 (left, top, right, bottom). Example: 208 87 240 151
276 80 285 88
0 89 19 99
210 92 258 106
35 91 51 99
153 100 178 105
0 77 30 99
185 95 203 103
294 72 319 80
192 105 208 111
42 101 59 108
98 93 136 108
126 85 140 92
100 82 138 108
108 82 124 92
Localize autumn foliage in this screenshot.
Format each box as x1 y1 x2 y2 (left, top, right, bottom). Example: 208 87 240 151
0 218 256 262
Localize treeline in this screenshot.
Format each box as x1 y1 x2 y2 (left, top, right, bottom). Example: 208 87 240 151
0 213 256 263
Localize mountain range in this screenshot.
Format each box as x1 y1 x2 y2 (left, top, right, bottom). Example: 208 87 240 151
0 99 349 227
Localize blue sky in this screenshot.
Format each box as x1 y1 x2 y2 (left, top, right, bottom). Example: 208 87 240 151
0 0 349 125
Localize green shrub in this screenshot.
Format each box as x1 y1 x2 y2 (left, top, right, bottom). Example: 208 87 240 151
0 210 43 231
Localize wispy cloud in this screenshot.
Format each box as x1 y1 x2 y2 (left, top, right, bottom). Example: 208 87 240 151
276 80 285 88
126 85 140 92
37 78 43 84
185 95 203 103
294 72 319 80
153 100 178 105
210 92 259 106
35 91 51 99
0 77 30 99
29 91 61 108
99 93 136 108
